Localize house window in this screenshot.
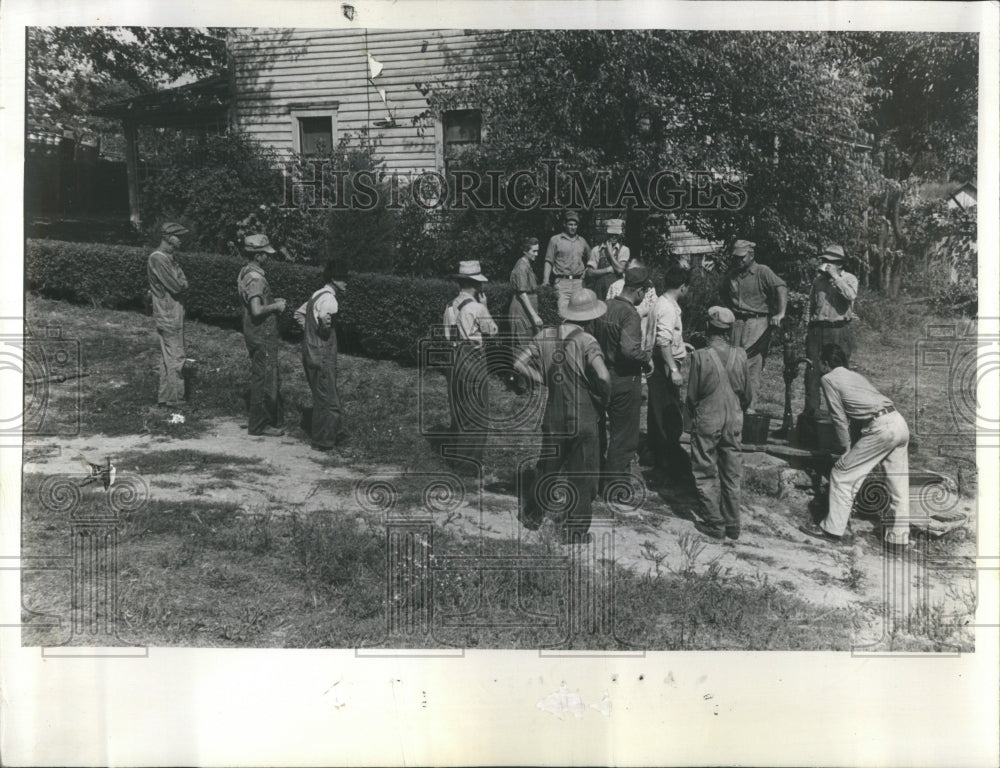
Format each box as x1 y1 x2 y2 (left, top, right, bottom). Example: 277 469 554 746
289 105 339 156
442 109 482 169
299 116 333 156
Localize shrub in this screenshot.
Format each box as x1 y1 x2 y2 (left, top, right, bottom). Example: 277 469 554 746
25 238 559 365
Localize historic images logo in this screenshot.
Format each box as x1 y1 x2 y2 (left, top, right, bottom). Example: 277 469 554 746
281 159 748 213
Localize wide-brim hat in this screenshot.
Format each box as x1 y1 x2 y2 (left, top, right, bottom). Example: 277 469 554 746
731 239 755 256
560 288 607 322
603 218 625 235
820 244 846 262
453 260 489 282
244 233 276 253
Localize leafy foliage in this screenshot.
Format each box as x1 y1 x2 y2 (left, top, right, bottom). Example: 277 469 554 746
26 27 226 134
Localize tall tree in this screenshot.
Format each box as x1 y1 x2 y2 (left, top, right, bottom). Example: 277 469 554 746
26 27 226 135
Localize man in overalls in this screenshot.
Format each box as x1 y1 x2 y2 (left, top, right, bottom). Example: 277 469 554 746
237 234 287 437
685 306 752 540
443 260 498 472
295 260 343 452
514 288 611 544
147 222 189 407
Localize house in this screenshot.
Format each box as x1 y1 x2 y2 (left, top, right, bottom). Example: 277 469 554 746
93 27 718 260
95 29 499 226
947 180 977 211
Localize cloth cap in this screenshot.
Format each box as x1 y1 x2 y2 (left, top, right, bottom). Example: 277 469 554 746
564 210 580 223
244 233 276 253
820 244 846 262
603 218 624 234
560 288 607 322
707 306 736 329
624 264 652 288
161 222 189 238
731 239 755 256
454 260 489 283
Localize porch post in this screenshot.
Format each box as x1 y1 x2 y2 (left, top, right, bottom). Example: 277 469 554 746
123 119 141 230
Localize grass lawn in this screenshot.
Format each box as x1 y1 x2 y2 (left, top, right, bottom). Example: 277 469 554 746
19 292 978 650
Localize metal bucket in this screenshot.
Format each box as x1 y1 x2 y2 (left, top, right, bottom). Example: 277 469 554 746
742 413 772 445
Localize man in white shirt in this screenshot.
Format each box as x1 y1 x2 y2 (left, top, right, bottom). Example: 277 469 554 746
646 266 694 485
799 343 911 554
295 260 345 451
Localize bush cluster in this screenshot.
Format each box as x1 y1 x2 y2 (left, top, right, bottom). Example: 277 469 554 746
25 239 547 365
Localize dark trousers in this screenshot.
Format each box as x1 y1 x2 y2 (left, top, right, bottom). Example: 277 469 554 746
599 374 641 479
448 345 489 469
690 425 743 534
523 423 599 533
647 362 693 483
246 339 283 435
303 354 341 448
805 323 855 415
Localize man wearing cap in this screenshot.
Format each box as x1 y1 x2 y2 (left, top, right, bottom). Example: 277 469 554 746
803 245 858 417
592 264 652 486
148 222 190 407
515 288 611 543
294 259 344 452
720 239 786 413
543 210 591 312
799 343 910 555
237 234 288 437
587 219 629 302
443 260 498 470
685 306 752 540
646 266 695 486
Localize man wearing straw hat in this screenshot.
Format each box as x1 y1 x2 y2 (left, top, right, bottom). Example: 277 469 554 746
720 239 786 413
803 244 858 417
686 306 752 540
543 209 591 312
514 288 611 544
443 260 498 471
147 222 190 407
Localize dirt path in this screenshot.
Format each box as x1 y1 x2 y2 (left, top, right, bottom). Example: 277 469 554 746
23 415 979 643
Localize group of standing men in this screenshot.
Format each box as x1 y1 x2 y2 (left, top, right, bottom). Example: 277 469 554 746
446 211 912 553
148 223 345 452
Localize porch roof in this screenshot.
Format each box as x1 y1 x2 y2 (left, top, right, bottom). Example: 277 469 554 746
92 73 230 129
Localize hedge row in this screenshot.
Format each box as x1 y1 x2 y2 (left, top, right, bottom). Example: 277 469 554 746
25 239 562 365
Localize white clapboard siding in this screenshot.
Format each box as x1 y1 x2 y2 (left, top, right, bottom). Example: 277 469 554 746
229 28 504 173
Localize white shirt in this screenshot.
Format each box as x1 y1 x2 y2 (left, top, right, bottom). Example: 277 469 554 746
649 293 685 362
294 285 338 330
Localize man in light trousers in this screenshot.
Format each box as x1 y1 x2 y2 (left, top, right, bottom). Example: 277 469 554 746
799 343 911 554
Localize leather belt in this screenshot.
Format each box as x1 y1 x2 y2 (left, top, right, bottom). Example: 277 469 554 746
809 319 852 328
555 274 583 279
734 310 768 319
865 405 896 427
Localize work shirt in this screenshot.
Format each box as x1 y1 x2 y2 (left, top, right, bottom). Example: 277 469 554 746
295 285 339 331
592 296 649 378
686 338 752 431
820 366 894 450
649 293 686 363
721 262 786 315
526 324 606 431
809 269 858 323
607 280 657 317
545 232 590 277
443 291 498 347
147 249 187 329
238 262 277 344
587 241 629 272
